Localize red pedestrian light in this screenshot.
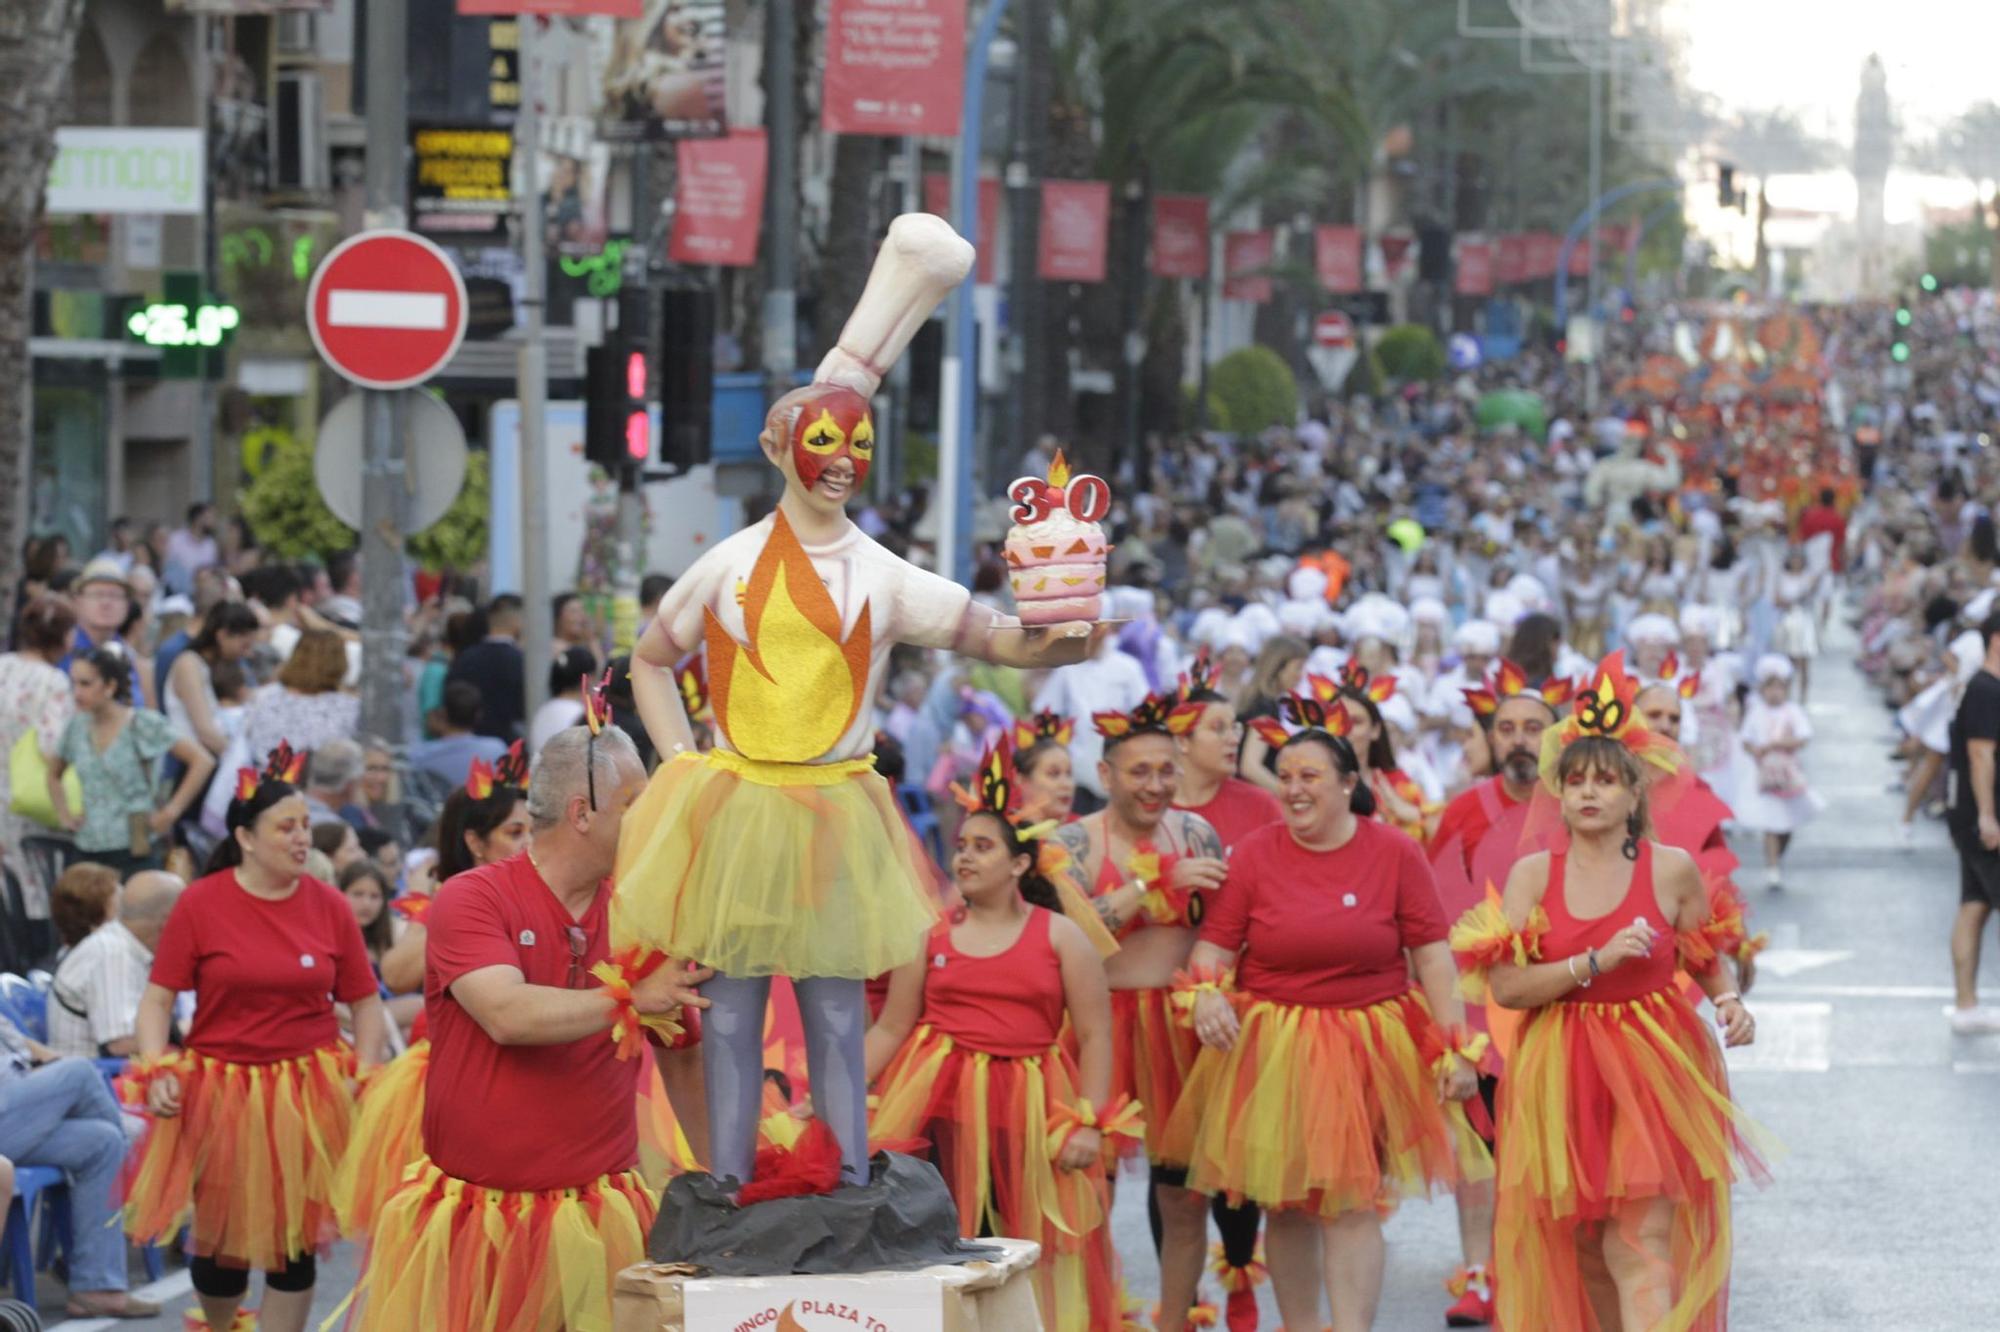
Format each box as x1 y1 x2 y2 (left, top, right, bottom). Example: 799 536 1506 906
625 408 650 460
625 350 647 398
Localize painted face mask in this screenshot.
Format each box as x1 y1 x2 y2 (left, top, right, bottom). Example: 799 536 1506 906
786 385 875 492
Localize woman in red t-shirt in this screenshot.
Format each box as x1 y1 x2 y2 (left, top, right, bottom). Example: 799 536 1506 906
1162 723 1488 1332
124 743 389 1332
1452 674 1769 1332
868 739 1127 1332
335 744 531 1236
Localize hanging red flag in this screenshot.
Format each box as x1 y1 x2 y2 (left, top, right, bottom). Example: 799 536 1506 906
668 128 767 267
1150 195 1210 278
1496 234 1528 284
1315 224 1363 293
1037 180 1111 282
822 0 965 136
1379 229 1414 280
1455 237 1493 295
1223 230 1274 302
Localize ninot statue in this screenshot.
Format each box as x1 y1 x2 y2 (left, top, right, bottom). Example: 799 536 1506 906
616 213 1108 1202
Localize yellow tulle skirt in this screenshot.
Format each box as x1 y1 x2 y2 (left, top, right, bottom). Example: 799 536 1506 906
344 1158 656 1332
123 1045 356 1271
612 750 938 978
334 1039 430 1235
1493 988 1772 1332
872 1025 1126 1332
1160 992 1491 1218
1112 988 1198 1163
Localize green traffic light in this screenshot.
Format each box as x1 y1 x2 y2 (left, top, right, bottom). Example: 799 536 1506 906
1896 308 1912 326
1892 342 1911 363
1921 273 1939 292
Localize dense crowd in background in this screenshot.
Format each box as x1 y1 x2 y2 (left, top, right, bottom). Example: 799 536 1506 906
7 286 2000 1321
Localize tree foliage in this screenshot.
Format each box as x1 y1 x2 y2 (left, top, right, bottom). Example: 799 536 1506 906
408 448 490 570
239 432 357 560
1209 346 1297 435
1375 324 1447 383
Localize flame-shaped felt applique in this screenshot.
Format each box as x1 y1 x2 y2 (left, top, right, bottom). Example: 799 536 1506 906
1048 449 1072 491
704 508 872 762
1094 691 1204 740
1179 649 1223 702
952 736 1018 817
1572 651 1641 742
582 667 613 735
1539 676 1577 708
1247 717 1292 750
1278 691 1352 736
1678 670 1701 700
1339 660 1397 704
465 757 498 801
265 739 308 787
234 766 259 803
1013 708 1073 751
677 659 711 721
1658 649 1681 681
495 739 529 789
1465 659 1576 714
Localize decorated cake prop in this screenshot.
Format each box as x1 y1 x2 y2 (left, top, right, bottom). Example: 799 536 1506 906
1004 450 1112 625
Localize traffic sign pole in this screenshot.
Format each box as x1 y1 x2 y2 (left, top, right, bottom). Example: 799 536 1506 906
362 0 409 747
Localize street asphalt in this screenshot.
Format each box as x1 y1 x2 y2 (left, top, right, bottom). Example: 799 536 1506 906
28 618 2000 1330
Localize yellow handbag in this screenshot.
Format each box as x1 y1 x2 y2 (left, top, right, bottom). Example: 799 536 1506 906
9 729 83 828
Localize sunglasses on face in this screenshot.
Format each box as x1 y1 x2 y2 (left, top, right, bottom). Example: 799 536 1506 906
565 925 588 989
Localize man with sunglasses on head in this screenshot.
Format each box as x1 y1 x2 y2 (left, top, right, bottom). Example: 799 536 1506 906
345 723 711 1331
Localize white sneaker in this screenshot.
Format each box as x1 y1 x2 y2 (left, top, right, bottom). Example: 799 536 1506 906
1765 866 1783 889
1898 821 1915 849
1949 1006 2000 1035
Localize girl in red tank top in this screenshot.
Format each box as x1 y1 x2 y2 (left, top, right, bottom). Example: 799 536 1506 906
1451 656 1772 1332
867 741 1128 1332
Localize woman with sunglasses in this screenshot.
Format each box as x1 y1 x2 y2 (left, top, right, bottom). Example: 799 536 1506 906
1164 702 1487 1332
336 744 531 1235
124 744 389 1332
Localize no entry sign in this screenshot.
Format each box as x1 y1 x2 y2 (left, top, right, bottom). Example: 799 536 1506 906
1314 309 1355 349
307 230 469 390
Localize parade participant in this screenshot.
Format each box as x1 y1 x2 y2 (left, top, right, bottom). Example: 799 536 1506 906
1233 635 1310 795
1168 697 1488 1332
1048 693 1229 1331
1738 655 1821 887
124 743 390 1332
1335 664 1435 840
333 742 531 1235
1452 658 1767 1332
1170 657 1279 1331
614 215 1099 1197
1677 608 1746 809
344 724 707 1331
1014 709 1079 822
868 741 1130 1331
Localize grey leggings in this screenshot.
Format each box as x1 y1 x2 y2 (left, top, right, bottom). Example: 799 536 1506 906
701 972 870 1188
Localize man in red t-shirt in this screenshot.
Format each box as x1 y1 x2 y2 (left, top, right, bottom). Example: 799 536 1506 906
349 725 707 1332
1796 486 1847 573
1174 684 1283 853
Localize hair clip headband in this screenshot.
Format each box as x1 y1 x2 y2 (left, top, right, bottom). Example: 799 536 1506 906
1179 649 1224 703
1093 691 1204 743
234 739 309 805
1463 658 1575 717
1013 708 1074 752
467 740 529 800
1339 660 1397 705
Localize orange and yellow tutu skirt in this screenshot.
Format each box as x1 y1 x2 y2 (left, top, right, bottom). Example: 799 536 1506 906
123 1044 356 1271
334 1038 430 1235
344 1159 655 1332
612 750 937 979
872 1025 1129 1332
1493 987 1772 1332
1160 991 1491 1218
1109 987 1198 1162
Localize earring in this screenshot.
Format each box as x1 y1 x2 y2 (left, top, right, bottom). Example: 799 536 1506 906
1622 810 1642 861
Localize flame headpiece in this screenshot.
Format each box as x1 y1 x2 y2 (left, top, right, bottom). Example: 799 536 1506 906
1093 692 1204 749
1247 673 1353 750
1013 708 1074 752
1462 658 1576 718
1537 651 1680 793
466 740 529 801
233 740 309 806
1178 649 1226 704
1338 660 1397 705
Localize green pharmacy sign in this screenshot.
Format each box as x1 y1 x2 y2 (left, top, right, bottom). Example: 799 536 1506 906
128 301 240 348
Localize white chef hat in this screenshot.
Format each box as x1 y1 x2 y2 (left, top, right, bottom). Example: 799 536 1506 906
1626 613 1681 647
1346 594 1409 646
1410 596 1449 626
1286 565 1330 603
1753 653 1795 684
1377 692 1419 734
1106 586 1154 620
1505 573 1550 613
1679 605 1722 641
1453 619 1502 655
1277 599 1323 638
1483 591 1526 629
1234 603 1281 654
1188 607 1232 649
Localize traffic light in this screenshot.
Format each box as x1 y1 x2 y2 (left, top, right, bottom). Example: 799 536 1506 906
585 293 652 471
657 284 715 472
1921 272 1939 293
1718 164 1736 209
1891 295 1912 363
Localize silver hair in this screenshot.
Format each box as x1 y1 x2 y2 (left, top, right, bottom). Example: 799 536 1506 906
308 738 364 792
527 724 639 828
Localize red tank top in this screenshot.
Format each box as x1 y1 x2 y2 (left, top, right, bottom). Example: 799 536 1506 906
1090 823 1183 940
920 909 1066 1057
1540 840 1674 1003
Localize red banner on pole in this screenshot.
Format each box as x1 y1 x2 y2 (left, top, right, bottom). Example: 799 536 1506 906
1038 180 1110 282
1223 230 1274 302
822 0 965 136
1315 224 1363 293
1496 234 1527 285
1455 237 1493 296
1566 235 1592 277
923 173 1002 282
1150 195 1209 278
1526 231 1561 280
668 129 767 267
1379 229 1413 281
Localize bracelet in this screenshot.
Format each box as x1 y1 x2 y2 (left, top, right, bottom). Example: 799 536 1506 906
1568 954 1592 989
589 946 685 1061
1587 948 1602 978
1712 991 1742 1008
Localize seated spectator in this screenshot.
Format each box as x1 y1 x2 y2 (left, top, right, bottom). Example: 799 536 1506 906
409 680 507 788
47 866 183 1059
528 646 596 753
339 860 421 1033
357 826 406 889
313 820 365 875
304 738 368 828
242 627 359 764
0 1012 160 1317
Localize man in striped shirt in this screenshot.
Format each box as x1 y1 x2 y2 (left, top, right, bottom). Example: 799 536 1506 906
47 871 182 1059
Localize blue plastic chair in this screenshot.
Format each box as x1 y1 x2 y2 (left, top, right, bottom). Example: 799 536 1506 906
0 976 45 1043
896 785 946 865
1 1164 67 1303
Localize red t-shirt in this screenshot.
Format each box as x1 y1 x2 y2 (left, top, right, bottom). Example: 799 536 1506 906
150 870 377 1064
422 852 642 1191
1201 819 1448 1008
1797 505 1847 571
1179 778 1283 856
1427 777 1520 876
